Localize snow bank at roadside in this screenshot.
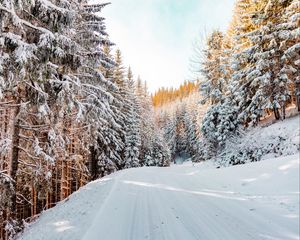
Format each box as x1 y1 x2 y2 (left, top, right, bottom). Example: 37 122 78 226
218 115 299 166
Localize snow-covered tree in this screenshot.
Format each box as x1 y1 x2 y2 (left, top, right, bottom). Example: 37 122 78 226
197 0 299 163
151 129 171 167
123 69 141 169
0 1 137 237
245 0 293 120
281 0 300 111
90 47 124 178
199 28 240 157
175 105 189 156
201 99 239 148
153 87 204 162
229 0 297 124
135 78 157 166
183 102 200 158
0 0 84 224
200 31 228 105
163 112 177 161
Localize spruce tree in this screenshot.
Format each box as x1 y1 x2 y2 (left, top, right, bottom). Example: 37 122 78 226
200 31 227 105
245 0 292 120
151 129 171 167
123 70 141 168
136 79 156 166
281 0 300 111
0 0 83 234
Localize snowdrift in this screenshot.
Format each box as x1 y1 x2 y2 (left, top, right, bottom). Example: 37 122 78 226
218 115 300 166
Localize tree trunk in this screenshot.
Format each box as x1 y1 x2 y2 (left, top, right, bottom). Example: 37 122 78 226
296 95 300 112
9 102 21 219
282 103 286 120
273 106 280 120
89 146 97 180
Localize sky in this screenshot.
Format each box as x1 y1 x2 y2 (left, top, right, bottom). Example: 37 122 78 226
102 0 236 93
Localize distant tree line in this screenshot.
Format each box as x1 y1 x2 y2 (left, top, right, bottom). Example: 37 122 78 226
152 81 199 107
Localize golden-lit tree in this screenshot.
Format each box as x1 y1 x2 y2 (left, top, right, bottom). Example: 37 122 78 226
152 81 199 107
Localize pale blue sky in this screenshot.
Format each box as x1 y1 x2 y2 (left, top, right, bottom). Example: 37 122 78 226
102 0 235 92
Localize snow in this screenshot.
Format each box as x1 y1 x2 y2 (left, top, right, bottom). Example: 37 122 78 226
220 116 300 165
19 154 299 240
174 154 191 164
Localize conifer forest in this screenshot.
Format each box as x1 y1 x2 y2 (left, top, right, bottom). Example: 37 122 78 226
0 0 299 239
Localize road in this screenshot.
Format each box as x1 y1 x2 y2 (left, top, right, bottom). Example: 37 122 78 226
19 155 299 240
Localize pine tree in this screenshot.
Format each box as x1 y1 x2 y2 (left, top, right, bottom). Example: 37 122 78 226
135 79 156 166
228 0 297 124
199 29 240 156
246 0 293 120
197 0 298 163
163 112 177 161
123 70 141 168
0 1 124 237
91 47 125 178
200 31 227 105
175 105 189 156
76 3 123 178
151 129 171 167
0 0 86 236
229 0 268 125
281 0 300 111
201 99 239 148
183 102 200 158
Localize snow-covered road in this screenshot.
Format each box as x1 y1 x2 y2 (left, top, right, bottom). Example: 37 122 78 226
19 155 299 240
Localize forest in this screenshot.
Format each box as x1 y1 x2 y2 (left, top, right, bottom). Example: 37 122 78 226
0 0 299 239
154 0 299 165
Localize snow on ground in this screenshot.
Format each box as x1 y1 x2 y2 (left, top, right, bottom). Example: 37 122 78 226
19 153 299 240
259 105 299 127
174 153 191 164
218 115 300 166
